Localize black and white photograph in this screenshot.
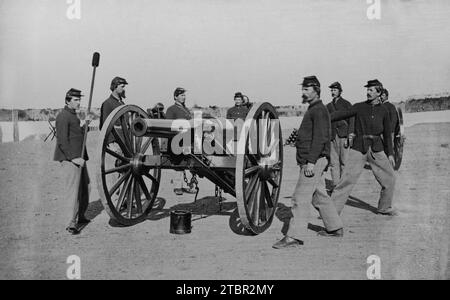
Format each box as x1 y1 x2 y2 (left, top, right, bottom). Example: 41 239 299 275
0 0 449 282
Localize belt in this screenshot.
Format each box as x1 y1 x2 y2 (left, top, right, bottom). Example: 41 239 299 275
362 134 381 139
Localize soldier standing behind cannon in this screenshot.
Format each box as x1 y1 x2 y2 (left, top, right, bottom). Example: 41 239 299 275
381 88 399 146
330 79 397 216
165 87 196 195
53 88 91 235
273 76 344 249
326 82 354 191
226 92 250 120
99 76 128 130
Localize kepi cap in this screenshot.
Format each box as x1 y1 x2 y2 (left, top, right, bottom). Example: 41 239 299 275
364 79 383 88
66 88 84 99
300 75 321 87
329 81 342 91
234 92 243 99
174 87 186 97
110 76 128 91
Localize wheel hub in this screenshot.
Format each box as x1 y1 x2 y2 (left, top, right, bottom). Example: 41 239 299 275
131 153 145 175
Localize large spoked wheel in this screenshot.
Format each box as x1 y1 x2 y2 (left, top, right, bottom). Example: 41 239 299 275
393 107 405 171
235 102 283 234
97 105 161 226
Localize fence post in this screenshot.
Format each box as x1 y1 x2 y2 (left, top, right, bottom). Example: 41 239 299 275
12 109 19 142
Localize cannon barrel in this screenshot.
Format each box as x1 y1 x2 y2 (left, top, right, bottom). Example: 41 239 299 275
132 117 220 138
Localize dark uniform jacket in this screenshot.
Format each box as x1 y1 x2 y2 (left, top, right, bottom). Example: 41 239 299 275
383 101 399 134
295 100 331 165
165 103 192 120
326 97 354 140
226 105 249 120
53 106 88 162
100 95 124 130
331 101 393 156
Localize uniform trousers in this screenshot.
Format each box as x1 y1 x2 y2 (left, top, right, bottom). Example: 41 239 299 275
287 157 343 240
331 148 396 214
61 161 90 228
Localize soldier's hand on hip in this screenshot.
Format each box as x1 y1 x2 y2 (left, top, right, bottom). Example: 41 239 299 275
388 155 395 168
304 163 315 177
72 158 85 167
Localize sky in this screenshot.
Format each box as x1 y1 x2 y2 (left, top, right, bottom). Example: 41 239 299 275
1 0 450 109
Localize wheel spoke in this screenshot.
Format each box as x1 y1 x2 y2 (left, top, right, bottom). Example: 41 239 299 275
116 174 132 211
105 147 130 162
111 128 132 157
134 176 143 214
267 177 279 189
259 182 267 222
140 137 154 154
108 170 131 196
244 175 258 203
144 173 158 184
262 181 274 208
244 165 259 177
127 178 135 219
120 116 133 153
136 175 153 201
249 180 261 223
104 163 131 175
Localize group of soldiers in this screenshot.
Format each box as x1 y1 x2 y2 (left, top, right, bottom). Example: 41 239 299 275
273 76 398 249
54 75 398 240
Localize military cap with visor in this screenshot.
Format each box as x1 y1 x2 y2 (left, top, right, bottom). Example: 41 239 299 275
329 81 342 91
110 76 128 91
300 75 321 87
174 87 186 97
364 79 383 88
66 88 84 99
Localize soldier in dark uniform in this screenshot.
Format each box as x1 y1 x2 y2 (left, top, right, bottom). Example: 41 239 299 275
226 92 250 120
149 102 165 119
326 82 354 190
166 87 191 120
273 76 344 249
165 87 194 195
54 88 91 235
99 76 128 130
330 80 397 216
381 88 399 146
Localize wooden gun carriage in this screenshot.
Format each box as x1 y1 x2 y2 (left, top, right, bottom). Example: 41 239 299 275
96 102 283 234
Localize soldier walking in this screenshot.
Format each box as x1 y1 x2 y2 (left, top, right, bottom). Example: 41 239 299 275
326 82 354 190
54 88 91 235
330 80 397 216
273 76 344 249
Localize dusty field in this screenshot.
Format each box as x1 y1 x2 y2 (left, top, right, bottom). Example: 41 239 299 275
0 123 449 280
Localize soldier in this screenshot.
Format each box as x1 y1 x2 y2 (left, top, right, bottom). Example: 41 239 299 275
149 102 165 119
381 88 399 146
330 79 397 216
273 76 344 249
99 76 128 130
226 92 250 120
165 87 195 195
326 82 354 190
166 87 191 120
53 88 91 235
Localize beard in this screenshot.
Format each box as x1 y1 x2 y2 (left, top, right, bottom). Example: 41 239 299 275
302 95 309 103
119 90 126 99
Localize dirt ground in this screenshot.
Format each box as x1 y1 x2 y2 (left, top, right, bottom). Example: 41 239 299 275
0 123 449 280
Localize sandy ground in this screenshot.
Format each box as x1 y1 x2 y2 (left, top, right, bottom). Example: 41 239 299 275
0 123 449 280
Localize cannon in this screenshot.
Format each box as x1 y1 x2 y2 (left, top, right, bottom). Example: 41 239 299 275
96 102 283 234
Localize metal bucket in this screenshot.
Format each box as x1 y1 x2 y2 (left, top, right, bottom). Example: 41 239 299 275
170 210 192 234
